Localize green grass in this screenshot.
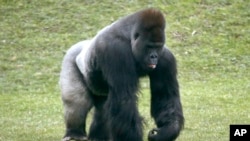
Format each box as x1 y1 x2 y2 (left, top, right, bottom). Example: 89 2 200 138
0 0 249 140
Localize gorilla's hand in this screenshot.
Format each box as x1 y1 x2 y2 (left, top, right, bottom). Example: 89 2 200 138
148 126 178 141
148 128 160 141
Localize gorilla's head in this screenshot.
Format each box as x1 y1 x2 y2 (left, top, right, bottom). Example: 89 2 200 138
131 9 165 71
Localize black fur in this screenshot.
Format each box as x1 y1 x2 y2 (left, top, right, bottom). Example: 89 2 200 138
60 8 184 141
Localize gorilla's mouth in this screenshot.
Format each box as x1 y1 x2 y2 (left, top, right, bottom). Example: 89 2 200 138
148 64 156 69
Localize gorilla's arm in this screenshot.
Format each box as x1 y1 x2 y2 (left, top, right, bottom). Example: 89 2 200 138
97 39 143 141
148 48 184 141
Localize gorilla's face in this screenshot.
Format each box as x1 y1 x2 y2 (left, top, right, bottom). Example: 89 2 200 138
144 43 164 70
131 33 164 71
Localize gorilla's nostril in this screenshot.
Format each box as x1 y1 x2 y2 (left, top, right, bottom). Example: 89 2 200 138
150 54 158 59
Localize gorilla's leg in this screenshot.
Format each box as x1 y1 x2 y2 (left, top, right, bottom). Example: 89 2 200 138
88 95 110 141
60 45 93 141
61 87 92 141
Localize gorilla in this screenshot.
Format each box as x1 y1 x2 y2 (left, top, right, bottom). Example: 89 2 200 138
60 8 184 141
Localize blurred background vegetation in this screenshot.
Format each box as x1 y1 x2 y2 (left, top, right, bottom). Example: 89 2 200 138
0 0 249 140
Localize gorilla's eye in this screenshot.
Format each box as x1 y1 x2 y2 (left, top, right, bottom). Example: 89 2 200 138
134 33 139 40
147 42 164 49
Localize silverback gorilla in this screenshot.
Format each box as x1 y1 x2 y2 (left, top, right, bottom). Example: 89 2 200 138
60 8 184 141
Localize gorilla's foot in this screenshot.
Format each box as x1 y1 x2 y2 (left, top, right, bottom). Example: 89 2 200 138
62 136 88 141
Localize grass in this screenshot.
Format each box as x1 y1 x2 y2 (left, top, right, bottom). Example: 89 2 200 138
0 0 249 140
